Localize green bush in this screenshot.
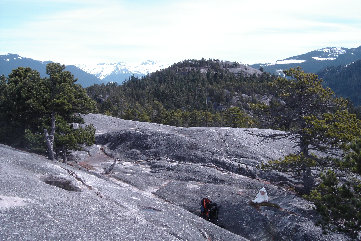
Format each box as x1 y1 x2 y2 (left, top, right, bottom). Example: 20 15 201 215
307 170 361 238
343 139 361 174
24 129 46 153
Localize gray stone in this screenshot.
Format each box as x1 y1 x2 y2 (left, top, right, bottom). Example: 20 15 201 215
0 113 351 240
81 114 349 240
0 144 242 241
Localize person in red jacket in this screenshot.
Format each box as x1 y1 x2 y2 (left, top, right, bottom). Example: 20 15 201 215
200 197 219 223
200 197 212 220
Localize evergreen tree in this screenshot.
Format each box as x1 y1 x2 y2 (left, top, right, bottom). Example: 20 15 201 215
307 170 361 237
43 63 96 160
0 64 97 161
0 67 47 146
261 68 361 194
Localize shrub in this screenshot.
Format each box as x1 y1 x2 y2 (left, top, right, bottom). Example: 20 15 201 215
307 170 361 238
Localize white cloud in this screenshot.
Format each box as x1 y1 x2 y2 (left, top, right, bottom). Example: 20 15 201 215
1 0 361 65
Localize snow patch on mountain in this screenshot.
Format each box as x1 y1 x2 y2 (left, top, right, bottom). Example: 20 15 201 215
1 54 23 62
77 60 168 80
77 63 117 79
275 59 306 65
129 60 168 75
270 47 347 66
312 57 337 61
318 47 346 56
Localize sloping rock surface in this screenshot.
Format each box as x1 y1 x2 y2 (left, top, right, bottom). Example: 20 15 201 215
0 144 243 240
0 114 350 240
80 114 349 241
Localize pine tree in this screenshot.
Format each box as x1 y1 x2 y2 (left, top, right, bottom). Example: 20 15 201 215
261 68 361 194
0 64 97 161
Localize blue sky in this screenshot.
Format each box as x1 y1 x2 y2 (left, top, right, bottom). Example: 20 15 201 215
1 0 361 65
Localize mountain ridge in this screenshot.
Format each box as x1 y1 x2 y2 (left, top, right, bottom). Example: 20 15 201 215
251 46 361 75
0 53 168 86
0 53 104 87
2 45 361 89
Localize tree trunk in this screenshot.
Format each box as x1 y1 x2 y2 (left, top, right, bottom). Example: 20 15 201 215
44 112 56 161
62 146 68 163
302 166 314 195
300 135 314 194
300 135 309 157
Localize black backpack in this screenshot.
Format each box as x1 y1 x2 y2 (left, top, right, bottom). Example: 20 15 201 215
208 203 219 222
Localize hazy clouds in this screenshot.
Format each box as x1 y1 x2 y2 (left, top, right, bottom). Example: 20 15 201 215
1 0 361 65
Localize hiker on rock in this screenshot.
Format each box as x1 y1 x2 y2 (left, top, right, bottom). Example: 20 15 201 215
200 197 219 223
201 197 211 220
252 187 269 203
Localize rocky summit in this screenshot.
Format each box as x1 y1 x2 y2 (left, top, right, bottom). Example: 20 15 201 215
0 114 350 240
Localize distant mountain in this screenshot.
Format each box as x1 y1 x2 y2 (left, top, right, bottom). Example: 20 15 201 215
76 60 168 84
0 54 51 76
251 46 361 75
0 54 104 87
318 59 361 106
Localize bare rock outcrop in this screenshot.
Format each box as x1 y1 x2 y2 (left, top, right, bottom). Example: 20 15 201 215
79 114 349 241
0 114 350 240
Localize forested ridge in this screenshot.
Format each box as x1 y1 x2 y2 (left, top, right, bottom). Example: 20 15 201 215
86 59 274 128
319 59 361 106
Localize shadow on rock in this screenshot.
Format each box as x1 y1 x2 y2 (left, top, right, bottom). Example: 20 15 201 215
42 175 81 192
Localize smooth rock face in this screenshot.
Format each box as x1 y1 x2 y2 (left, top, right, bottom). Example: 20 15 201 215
0 144 242 240
81 114 349 241
0 114 350 240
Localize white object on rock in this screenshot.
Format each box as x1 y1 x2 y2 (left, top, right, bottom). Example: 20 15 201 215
252 187 269 203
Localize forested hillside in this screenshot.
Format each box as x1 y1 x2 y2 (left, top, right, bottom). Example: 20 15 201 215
86 59 274 127
319 59 361 106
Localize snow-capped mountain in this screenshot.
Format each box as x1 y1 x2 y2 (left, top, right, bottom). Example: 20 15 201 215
76 60 168 84
0 53 167 86
311 47 347 61
252 46 361 75
0 54 103 87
